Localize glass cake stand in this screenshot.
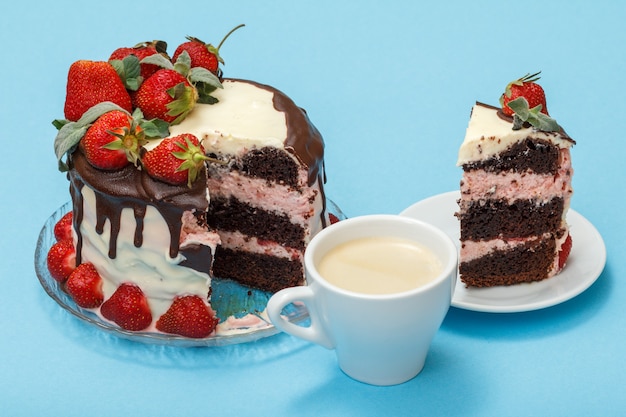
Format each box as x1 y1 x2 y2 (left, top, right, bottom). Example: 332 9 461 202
35 200 346 347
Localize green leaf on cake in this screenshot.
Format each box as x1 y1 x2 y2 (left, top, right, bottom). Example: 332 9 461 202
508 97 561 132
140 53 174 70
53 102 130 172
110 55 143 91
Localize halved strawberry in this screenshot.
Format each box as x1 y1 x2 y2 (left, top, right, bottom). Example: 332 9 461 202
558 234 573 270
66 263 104 309
53 211 73 242
156 295 218 338
100 283 152 331
46 239 76 283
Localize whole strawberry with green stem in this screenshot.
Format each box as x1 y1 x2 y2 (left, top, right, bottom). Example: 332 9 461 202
53 102 170 172
500 71 561 132
173 24 245 76
80 110 147 170
134 50 223 123
109 40 168 81
63 60 133 121
500 72 549 117
142 133 216 187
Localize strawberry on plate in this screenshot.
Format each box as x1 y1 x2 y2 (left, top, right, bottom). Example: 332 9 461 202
63 60 132 122
53 211 73 242
142 133 212 187
65 263 104 309
156 295 218 338
47 239 76 283
100 283 152 331
558 234 573 271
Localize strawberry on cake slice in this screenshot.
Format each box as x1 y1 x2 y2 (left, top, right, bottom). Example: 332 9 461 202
456 72 575 287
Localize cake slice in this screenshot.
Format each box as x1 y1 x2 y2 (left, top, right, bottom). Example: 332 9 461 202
456 73 575 287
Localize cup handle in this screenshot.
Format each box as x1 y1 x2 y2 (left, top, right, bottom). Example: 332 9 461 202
267 286 334 349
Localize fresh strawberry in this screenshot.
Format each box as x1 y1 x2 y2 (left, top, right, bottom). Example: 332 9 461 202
156 295 218 338
100 283 152 331
54 211 73 242
65 263 104 309
63 60 132 121
80 110 146 170
558 234 573 270
46 239 76 283
500 72 549 117
142 134 210 187
109 40 168 80
133 69 197 124
172 24 245 75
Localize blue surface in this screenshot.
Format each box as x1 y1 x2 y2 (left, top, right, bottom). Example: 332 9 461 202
1 0 624 415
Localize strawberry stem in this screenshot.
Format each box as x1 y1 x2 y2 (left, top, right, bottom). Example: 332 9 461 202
217 24 245 51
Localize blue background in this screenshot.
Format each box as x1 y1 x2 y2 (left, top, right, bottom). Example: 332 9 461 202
1 0 624 415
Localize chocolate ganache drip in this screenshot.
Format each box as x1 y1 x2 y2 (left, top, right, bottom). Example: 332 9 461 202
68 148 209 262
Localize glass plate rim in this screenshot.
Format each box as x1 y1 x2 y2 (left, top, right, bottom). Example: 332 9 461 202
35 199 345 347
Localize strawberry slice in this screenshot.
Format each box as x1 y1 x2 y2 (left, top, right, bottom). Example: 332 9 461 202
156 295 218 338
46 239 76 283
100 283 152 331
53 211 73 242
558 234 573 271
66 263 104 309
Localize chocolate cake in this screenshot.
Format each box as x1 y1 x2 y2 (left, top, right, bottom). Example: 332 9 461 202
49 35 328 337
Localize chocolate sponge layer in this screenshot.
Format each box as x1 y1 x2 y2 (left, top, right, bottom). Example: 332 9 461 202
459 237 556 287
458 197 564 241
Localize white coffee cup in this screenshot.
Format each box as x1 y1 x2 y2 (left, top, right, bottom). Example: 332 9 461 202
267 214 457 386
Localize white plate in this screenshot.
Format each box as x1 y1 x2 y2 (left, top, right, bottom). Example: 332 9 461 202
400 191 606 313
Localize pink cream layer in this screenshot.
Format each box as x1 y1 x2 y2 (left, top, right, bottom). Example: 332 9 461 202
207 169 318 228
218 230 303 261
460 148 573 203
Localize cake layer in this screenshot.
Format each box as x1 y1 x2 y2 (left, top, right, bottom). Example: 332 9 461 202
212 248 303 292
461 138 560 174
208 196 306 250
457 102 574 166
459 148 573 203
459 235 557 287
206 161 319 229
458 197 564 241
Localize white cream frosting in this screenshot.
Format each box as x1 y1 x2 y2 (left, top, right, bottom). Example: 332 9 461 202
166 80 288 156
77 185 216 320
457 103 574 166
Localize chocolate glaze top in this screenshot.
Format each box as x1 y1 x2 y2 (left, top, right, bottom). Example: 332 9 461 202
228 79 326 187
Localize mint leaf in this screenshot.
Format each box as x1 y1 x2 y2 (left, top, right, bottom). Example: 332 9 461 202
507 97 561 132
140 53 174 70
189 67 223 89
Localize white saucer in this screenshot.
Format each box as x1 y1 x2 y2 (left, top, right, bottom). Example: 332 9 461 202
400 191 606 313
